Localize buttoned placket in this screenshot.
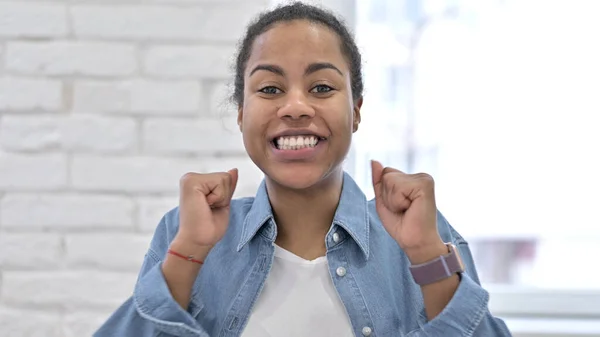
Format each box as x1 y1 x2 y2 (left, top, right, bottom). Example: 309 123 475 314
327 227 376 337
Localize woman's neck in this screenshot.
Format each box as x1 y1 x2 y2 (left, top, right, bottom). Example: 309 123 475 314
266 170 343 260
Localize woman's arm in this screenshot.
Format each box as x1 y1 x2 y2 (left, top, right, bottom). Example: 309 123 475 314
93 212 212 337
406 222 512 337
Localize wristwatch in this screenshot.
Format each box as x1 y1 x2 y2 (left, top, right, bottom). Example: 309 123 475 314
409 243 465 286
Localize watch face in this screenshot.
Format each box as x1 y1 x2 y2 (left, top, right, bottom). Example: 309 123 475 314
448 243 466 273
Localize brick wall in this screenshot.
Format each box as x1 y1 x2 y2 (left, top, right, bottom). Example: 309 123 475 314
0 1 270 336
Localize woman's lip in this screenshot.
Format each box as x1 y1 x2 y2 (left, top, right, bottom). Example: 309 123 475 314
270 140 326 160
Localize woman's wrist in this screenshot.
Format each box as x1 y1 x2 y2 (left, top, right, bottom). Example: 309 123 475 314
169 235 214 262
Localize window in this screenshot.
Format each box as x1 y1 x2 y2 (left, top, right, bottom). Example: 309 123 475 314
349 0 600 335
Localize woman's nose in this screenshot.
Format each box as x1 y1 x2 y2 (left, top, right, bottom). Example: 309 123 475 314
276 89 316 120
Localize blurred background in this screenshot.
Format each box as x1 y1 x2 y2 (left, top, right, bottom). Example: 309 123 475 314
0 0 598 336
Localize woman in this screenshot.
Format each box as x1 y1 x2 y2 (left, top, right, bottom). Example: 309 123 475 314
95 2 511 336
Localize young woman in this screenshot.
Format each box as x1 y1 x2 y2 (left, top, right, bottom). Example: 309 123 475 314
95 2 511 336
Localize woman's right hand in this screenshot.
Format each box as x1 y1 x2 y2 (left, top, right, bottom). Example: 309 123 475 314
173 169 239 251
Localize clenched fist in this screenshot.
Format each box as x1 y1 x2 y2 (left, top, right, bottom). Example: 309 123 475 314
371 160 446 264
175 169 239 248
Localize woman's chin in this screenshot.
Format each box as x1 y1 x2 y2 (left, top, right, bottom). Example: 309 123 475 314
265 167 326 190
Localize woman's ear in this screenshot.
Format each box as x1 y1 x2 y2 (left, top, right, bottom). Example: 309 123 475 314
353 97 363 133
237 107 243 132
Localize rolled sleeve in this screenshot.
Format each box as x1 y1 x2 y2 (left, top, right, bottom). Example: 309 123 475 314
133 254 208 337
410 273 490 336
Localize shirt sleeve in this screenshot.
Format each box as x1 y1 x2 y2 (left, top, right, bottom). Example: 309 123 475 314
93 211 211 337
407 216 513 336
407 266 512 336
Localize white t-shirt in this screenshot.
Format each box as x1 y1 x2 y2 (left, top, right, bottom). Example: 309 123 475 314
241 244 355 337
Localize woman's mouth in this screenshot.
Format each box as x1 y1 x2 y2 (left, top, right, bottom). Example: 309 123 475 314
272 135 327 150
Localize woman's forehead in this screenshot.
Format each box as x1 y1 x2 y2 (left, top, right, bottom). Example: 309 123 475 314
247 20 348 72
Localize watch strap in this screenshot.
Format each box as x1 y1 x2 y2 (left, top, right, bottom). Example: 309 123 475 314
409 243 465 286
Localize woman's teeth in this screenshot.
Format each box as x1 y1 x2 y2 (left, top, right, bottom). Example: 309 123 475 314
275 135 319 150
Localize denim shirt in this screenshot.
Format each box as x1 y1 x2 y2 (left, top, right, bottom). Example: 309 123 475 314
95 173 512 337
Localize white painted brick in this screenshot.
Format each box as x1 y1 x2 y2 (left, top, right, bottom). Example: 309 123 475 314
71 155 205 193
0 115 136 152
0 2 68 38
0 234 62 269
65 234 151 270
142 118 244 155
0 308 61 337
71 0 266 3
144 45 236 79
0 77 62 111
72 5 207 41
73 79 201 114
72 4 261 42
1 271 137 309
0 194 134 230
64 312 114 337
136 196 178 233
0 115 60 151
5 41 137 76
208 81 237 118
62 115 137 152
204 156 264 198
0 153 66 190
0 44 4 73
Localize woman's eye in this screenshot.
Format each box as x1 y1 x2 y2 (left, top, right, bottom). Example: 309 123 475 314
258 86 282 94
310 85 334 94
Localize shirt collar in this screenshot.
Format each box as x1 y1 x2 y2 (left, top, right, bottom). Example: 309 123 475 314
237 172 370 259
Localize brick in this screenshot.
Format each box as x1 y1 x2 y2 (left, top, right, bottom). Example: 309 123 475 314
0 194 134 230
5 41 137 76
136 196 178 233
142 118 244 155
73 79 201 115
0 115 60 151
0 308 61 337
64 312 114 337
62 115 137 152
0 233 62 269
0 77 62 111
143 45 236 79
71 0 265 3
72 5 206 41
204 156 264 198
1 271 137 310
65 234 151 270
72 4 260 42
0 44 4 73
0 2 68 38
71 155 205 193
0 153 66 190
0 115 136 152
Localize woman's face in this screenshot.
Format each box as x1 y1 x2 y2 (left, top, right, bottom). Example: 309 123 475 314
238 20 362 190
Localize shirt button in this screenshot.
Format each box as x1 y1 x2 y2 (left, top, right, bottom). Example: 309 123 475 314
336 266 346 277
332 232 341 243
362 326 372 336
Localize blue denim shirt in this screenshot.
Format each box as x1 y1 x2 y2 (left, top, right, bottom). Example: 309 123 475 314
95 172 511 337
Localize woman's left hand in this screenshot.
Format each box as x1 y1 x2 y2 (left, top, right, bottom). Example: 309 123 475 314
371 160 447 264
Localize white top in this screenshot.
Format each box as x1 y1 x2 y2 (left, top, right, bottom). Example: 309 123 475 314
241 244 355 337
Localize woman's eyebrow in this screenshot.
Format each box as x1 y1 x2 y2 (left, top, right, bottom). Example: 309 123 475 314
250 64 284 77
249 62 343 77
305 62 343 76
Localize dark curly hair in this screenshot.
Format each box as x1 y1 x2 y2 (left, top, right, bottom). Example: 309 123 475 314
232 1 363 107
